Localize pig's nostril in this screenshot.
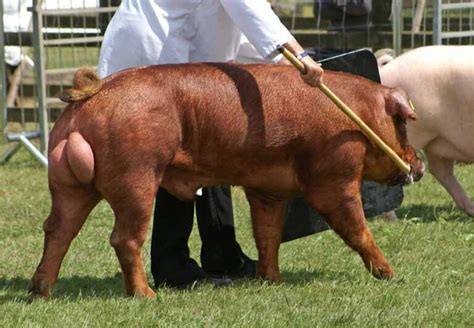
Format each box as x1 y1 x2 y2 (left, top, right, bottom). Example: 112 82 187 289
414 172 423 182
408 162 425 182
412 164 424 182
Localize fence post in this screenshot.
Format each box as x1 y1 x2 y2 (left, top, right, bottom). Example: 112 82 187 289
0 0 7 142
392 0 403 56
31 0 49 154
432 0 442 45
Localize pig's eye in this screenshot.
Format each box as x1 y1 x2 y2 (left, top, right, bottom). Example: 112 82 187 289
394 116 407 134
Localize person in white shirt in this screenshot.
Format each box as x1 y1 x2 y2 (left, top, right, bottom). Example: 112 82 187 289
98 0 323 288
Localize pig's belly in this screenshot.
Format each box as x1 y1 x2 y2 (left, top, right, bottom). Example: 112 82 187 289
426 137 474 163
161 163 299 201
237 164 299 193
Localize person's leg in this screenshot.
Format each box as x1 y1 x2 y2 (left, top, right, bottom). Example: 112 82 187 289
151 188 233 288
150 188 205 287
196 186 256 278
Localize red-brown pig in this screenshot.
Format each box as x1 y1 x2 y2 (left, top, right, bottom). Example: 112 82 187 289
379 46 474 217
29 63 424 299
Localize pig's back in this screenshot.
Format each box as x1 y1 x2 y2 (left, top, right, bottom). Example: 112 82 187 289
380 46 474 158
383 46 470 87
381 46 473 113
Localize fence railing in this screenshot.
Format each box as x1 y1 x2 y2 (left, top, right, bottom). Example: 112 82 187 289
0 2 6 145
433 0 474 44
1 0 118 164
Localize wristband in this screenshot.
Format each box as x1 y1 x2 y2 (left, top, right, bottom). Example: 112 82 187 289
296 51 309 61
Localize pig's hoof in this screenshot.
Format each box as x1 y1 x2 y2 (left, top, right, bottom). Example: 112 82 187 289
28 279 51 301
463 205 474 217
131 286 156 299
144 286 157 299
27 292 49 304
257 271 282 284
371 265 395 280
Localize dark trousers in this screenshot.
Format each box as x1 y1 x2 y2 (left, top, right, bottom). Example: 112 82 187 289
150 186 245 285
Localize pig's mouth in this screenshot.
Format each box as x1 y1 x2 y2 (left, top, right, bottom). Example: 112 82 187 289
389 173 412 186
389 162 425 186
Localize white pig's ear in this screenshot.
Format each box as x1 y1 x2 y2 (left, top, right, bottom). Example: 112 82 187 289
386 88 417 120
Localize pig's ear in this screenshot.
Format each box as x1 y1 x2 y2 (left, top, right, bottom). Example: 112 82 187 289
386 87 417 121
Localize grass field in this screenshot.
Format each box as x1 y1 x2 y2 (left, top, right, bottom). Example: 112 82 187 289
0 144 473 327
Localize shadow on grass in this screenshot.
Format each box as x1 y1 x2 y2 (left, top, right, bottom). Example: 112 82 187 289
2 268 361 302
0 274 124 303
231 268 359 287
282 268 351 285
395 204 471 223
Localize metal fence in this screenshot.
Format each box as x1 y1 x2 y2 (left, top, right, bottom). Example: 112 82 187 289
1 0 473 165
277 0 474 55
433 0 474 44
392 0 474 54
1 0 118 164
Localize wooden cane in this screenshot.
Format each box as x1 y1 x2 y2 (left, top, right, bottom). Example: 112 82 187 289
278 47 411 174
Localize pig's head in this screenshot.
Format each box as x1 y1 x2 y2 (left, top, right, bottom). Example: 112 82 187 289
363 87 424 186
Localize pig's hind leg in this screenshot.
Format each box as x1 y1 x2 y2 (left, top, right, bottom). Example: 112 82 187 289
30 136 101 298
303 180 394 280
95 128 176 299
30 186 101 299
101 117 180 298
105 171 159 299
92 165 160 298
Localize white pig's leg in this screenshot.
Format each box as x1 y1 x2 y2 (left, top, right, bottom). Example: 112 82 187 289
425 151 474 216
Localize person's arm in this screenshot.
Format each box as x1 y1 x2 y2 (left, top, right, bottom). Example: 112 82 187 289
219 0 323 86
281 39 323 86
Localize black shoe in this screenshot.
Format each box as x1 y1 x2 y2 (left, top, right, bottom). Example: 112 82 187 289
228 252 257 279
153 256 203 288
218 252 257 280
153 256 232 289
202 247 257 280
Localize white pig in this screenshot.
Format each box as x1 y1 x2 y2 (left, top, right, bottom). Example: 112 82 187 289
379 45 474 216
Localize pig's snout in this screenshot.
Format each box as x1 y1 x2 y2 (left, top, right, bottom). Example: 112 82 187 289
400 161 425 185
410 161 425 183
390 161 424 186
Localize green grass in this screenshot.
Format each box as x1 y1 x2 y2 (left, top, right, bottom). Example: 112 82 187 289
0 145 473 327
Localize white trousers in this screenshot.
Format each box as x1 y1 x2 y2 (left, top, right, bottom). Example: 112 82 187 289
98 0 292 77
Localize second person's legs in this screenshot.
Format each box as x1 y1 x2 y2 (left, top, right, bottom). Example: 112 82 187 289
197 186 256 278
151 188 205 287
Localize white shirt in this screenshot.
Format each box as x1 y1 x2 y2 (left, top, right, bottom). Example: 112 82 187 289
98 0 294 77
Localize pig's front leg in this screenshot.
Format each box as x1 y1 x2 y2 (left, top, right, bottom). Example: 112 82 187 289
304 180 394 280
425 151 474 216
245 189 288 283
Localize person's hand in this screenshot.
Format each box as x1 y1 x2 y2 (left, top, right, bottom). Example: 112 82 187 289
299 55 323 87
280 40 324 86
